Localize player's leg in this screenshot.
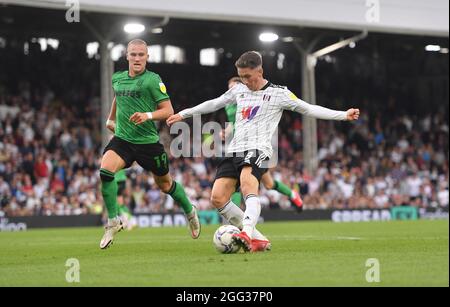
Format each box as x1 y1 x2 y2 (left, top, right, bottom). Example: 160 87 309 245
239 165 261 243
261 171 303 210
211 158 245 227
116 179 125 208
239 170 271 252
211 159 269 250
100 150 126 220
99 149 127 249
154 173 193 214
212 178 270 252
136 143 200 239
153 172 200 239
211 177 239 225
117 201 131 228
116 179 134 230
231 150 269 251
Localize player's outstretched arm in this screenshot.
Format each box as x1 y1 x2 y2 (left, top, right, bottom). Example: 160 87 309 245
166 95 233 127
129 100 174 125
287 95 359 121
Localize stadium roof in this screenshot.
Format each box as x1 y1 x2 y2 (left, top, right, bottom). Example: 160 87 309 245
0 4 369 49
1 0 449 37
0 4 448 61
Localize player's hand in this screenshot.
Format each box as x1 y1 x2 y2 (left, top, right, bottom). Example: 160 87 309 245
166 114 183 126
129 112 150 125
106 119 115 133
346 108 360 121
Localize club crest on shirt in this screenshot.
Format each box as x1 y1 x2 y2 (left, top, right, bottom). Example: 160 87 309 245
159 82 167 94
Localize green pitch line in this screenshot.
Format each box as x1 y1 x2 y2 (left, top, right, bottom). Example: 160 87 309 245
0 220 448 286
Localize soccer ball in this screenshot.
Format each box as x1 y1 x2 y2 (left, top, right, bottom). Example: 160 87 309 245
213 225 241 254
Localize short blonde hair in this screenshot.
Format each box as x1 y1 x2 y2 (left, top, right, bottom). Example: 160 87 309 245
127 39 148 50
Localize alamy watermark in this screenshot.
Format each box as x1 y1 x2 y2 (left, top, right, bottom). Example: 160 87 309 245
65 258 80 283
65 0 80 23
168 115 279 168
365 0 380 23
365 258 380 283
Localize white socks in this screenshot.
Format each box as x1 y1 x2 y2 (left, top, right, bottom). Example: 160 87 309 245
218 200 244 229
242 194 261 239
218 197 266 241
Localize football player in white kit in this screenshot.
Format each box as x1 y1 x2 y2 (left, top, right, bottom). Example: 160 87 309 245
167 51 360 252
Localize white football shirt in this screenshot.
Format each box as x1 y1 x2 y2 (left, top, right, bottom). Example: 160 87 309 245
179 82 347 158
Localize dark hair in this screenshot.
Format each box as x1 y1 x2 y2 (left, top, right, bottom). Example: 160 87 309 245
235 51 262 69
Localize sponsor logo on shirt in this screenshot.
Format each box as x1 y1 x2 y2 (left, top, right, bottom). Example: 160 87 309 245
115 90 142 98
241 106 260 121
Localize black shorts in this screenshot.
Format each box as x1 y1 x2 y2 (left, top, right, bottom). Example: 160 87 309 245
214 150 269 187
103 136 169 176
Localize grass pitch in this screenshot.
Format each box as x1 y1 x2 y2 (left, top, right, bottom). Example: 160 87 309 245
0 219 448 286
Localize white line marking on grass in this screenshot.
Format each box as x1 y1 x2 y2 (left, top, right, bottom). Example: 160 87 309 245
269 235 362 241
336 236 362 240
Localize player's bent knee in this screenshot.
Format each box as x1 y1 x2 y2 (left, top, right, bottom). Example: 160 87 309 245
158 181 172 194
211 194 227 208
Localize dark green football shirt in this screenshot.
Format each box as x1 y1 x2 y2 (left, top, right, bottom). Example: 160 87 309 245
112 70 169 144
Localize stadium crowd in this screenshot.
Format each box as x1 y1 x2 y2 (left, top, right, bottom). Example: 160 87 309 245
0 38 448 217
0 88 448 216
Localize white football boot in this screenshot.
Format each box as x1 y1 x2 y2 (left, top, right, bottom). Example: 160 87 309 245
186 206 201 239
100 218 124 249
